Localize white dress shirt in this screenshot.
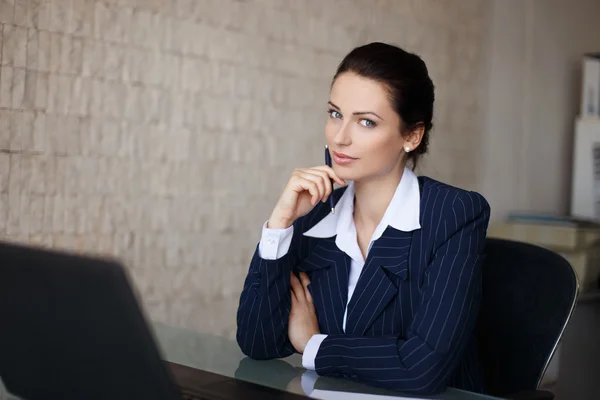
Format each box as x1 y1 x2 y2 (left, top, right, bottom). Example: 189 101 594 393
258 167 422 371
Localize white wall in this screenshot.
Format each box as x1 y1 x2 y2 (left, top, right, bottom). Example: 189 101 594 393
481 0 600 220
0 0 491 337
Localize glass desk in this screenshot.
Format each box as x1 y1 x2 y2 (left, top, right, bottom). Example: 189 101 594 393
152 322 505 400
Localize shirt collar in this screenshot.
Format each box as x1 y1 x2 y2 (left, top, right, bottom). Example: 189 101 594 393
303 167 421 238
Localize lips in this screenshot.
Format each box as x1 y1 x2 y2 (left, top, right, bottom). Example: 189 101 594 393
332 151 358 166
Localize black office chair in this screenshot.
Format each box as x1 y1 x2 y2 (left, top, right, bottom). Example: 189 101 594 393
476 238 578 400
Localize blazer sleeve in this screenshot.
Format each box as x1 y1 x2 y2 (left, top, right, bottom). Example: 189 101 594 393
313 191 490 395
236 203 325 360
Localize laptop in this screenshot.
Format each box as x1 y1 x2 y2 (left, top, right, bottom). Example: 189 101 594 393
0 241 309 400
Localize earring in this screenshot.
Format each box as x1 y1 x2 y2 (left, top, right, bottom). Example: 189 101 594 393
404 146 411 153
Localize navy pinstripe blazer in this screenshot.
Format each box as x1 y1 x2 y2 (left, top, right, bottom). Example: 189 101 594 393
236 176 491 395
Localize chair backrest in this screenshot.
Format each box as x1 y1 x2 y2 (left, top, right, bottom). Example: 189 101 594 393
476 238 578 396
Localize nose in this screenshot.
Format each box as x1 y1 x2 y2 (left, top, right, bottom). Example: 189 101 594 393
333 122 352 146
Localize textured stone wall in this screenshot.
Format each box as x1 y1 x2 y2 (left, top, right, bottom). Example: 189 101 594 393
0 0 489 337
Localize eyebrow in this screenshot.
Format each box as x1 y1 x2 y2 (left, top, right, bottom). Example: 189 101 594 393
328 101 384 121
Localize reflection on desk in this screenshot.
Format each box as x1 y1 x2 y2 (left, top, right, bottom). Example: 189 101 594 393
0 377 23 400
152 322 504 400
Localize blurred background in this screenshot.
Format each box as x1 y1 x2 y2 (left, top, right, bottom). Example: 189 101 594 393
1 0 600 397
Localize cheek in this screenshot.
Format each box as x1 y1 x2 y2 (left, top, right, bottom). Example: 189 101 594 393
363 132 400 158
325 116 345 132
359 132 404 169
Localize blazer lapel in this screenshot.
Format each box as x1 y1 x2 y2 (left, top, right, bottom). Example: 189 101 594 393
345 227 413 335
296 239 349 334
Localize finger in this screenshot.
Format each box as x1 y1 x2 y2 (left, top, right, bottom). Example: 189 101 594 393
294 166 345 194
292 176 321 205
289 174 319 201
299 272 313 303
303 170 332 202
296 170 326 201
290 272 306 302
311 165 346 186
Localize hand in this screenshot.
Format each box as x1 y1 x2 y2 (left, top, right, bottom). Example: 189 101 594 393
268 166 346 229
289 272 320 353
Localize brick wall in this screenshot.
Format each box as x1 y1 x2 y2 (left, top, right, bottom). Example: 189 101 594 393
0 0 488 337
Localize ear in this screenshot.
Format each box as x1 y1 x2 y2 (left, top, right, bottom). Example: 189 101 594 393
403 123 425 151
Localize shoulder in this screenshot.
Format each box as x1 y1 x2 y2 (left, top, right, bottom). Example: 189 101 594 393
418 176 490 243
419 176 490 218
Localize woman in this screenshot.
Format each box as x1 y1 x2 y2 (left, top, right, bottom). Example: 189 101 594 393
236 42 490 395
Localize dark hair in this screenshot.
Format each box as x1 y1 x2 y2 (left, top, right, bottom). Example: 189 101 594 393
332 42 435 169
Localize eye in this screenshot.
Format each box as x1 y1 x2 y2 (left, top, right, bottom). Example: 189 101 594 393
328 109 342 119
359 119 376 128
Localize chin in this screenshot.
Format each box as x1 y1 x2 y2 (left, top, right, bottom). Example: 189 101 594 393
333 168 362 183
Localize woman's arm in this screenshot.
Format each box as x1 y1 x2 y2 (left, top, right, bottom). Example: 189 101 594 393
236 203 328 360
236 166 344 360
236 235 297 360
312 191 490 395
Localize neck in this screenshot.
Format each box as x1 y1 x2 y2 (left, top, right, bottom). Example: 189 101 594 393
353 164 405 230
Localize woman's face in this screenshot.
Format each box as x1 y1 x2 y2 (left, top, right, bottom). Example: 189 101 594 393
325 72 409 182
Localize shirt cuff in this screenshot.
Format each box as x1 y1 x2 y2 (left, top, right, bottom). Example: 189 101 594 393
258 221 294 260
302 334 327 370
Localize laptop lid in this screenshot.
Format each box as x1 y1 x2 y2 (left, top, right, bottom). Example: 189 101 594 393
0 242 180 400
